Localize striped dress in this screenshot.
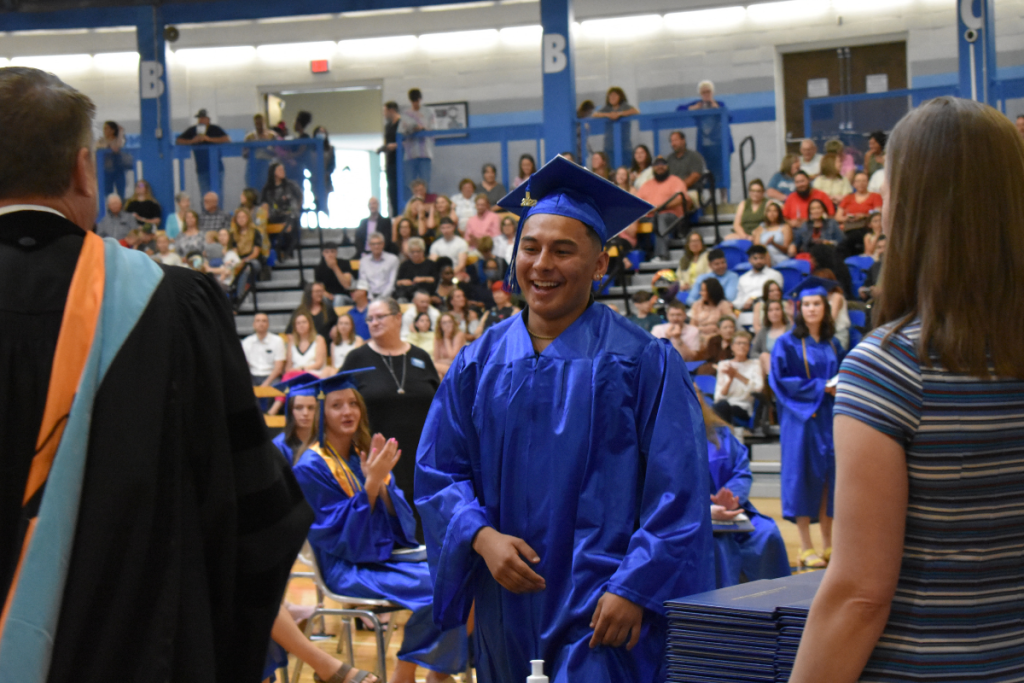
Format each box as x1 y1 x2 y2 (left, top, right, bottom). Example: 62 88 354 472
835 319 1024 681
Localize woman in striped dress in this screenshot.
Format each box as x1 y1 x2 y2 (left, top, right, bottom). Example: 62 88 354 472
791 97 1024 681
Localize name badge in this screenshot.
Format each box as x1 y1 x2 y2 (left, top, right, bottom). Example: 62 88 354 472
410 357 426 369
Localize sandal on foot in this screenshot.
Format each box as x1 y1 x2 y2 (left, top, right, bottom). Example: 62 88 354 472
822 547 832 563
314 663 377 683
799 549 827 569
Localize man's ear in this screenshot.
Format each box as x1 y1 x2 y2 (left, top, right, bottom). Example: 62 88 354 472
592 249 610 281
72 147 97 202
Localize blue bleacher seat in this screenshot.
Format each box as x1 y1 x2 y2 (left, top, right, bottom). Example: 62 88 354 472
718 240 752 270
848 309 867 349
627 249 646 271
686 361 704 375
844 256 874 293
774 258 810 296
695 375 716 399
732 261 752 275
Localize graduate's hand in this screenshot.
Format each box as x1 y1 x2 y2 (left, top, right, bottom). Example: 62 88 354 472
360 435 400 490
589 592 643 650
710 487 740 510
710 504 744 521
472 527 546 594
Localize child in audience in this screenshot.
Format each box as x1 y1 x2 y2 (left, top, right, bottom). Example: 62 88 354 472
713 330 762 426
151 230 183 267
406 311 435 354
625 290 662 334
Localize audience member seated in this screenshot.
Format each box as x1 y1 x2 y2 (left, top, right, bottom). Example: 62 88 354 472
753 297 791 378
405 311 436 355
428 218 468 274
175 209 205 259
481 281 518 331
151 230 183 266
811 153 852 205
752 280 793 334
666 131 706 201
316 241 354 306
451 178 476 231
788 199 842 256
403 196 430 240
637 155 690 260
428 194 457 233
242 311 286 387
611 165 632 193
824 138 856 183
782 171 834 228
329 314 365 371
675 232 710 293
631 144 654 189
444 288 476 338
293 375 467 683
512 153 537 189
134 226 156 254
713 330 762 425
464 193 500 248
836 171 883 257
692 324 730 376
689 275 735 333
588 151 610 180
432 312 466 376
120 228 140 249
471 236 508 284
766 153 800 202
395 238 438 302
808 243 854 300
287 282 338 340
750 201 790 265
798 138 822 177
859 234 886 302
260 162 303 261
812 267 850 350
719 316 737 351
393 217 415 260
199 191 232 233
686 248 738 306
698 392 790 587
430 261 458 310
863 212 884 257
360 233 400 301
625 290 663 334
651 299 701 361
863 130 887 176
96 193 136 241
733 245 783 327
125 179 162 229
354 197 392 254
867 166 885 193
727 179 768 239
493 215 517 262
232 207 265 302
284 309 327 378
348 281 371 340
400 290 440 341
480 163 506 205
207 228 240 291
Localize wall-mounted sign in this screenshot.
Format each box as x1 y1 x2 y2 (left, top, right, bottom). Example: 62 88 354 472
807 78 829 98
866 73 889 94
427 101 469 130
310 59 329 74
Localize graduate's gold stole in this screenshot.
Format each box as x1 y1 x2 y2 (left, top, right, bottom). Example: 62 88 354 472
317 442 364 498
0 232 104 641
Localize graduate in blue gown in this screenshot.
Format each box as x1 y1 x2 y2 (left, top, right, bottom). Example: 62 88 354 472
415 156 715 683
292 371 468 683
768 277 845 569
695 391 790 587
270 372 320 465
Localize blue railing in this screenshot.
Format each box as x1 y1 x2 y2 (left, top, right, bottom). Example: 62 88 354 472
802 86 960 144
395 123 543 210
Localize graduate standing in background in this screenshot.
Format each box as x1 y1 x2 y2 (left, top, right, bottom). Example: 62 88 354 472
696 391 790 588
416 156 714 683
769 277 845 569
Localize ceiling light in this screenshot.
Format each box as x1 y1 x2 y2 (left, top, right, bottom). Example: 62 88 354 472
172 46 255 67
340 8 415 17
747 0 830 23
93 26 135 34
499 24 542 47
256 14 334 24
580 14 662 39
257 41 336 61
11 54 92 72
832 0 912 12
337 35 418 57
419 29 499 52
421 1 495 10
92 51 140 71
664 6 746 32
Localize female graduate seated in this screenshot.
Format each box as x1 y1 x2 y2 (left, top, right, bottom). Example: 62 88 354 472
271 372 321 464
768 277 845 569
696 390 790 587
292 371 467 683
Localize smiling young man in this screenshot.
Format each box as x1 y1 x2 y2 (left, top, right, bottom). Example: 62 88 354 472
415 156 713 683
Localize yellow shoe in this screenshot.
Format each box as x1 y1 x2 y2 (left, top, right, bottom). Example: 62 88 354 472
823 547 832 563
799 549 827 569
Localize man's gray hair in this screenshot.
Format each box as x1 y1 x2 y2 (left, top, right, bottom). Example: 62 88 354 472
407 237 426 252
106 192 122 204
0 67 96 199
369 232 385 242
376 297 402 316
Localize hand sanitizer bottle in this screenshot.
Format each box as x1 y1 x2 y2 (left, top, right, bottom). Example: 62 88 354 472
527 660 548 683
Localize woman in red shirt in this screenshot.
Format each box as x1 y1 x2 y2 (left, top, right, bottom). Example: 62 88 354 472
835 171 883 257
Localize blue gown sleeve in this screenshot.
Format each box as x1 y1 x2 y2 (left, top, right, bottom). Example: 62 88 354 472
293 455 409 564
722 273 739 303
769 335 826 421
415 352 490 629
606 340 715 613
718 428 753 506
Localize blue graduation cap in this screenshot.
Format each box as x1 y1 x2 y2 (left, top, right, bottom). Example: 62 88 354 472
495 155 654 292
303 368 374 447
273 372 320 418
789 275 840 301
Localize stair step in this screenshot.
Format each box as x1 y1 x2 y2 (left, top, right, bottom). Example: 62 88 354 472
256 269 316 290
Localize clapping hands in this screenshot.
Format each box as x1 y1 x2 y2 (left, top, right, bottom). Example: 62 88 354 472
359 433 401 492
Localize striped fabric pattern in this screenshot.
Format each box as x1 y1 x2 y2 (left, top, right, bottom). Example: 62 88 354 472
835 319 1024 682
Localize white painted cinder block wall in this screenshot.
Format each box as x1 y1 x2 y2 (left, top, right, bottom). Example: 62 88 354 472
3 0 1024 200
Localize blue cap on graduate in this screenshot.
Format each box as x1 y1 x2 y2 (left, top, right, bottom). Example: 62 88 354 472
304 368 374 446
790 276 840 301
273 372 321 417
495 155 654 293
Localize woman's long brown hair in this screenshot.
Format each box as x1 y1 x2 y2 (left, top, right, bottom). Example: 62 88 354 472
695 387 729 447
877 97 1024 378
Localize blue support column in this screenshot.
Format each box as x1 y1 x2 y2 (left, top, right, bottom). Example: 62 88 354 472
958 0 997 104
136 6 174 219
540 0 575 163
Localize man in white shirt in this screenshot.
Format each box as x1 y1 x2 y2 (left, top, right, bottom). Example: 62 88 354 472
241 312 286 386
733 245 783 328
399 290 441 341
798 138 822 178
651 300 702 361
428 217 469 273
358 232 399 301
713 331 763 424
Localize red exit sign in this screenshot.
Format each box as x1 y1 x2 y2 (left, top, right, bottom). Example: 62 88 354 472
311 59 330 74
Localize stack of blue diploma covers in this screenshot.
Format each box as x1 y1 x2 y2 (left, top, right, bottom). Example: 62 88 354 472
664 570 823 682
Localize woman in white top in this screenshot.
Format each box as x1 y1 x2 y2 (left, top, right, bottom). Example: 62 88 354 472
712 331 763 425
751 202 791 266
812 153 853 206
451 178 477 232
630 144 654 189
164 192 190 241
432 312 466 377
406 311 435 354
492 215 518 264
151 231 183 267
329 313 364 370
284 309 327 376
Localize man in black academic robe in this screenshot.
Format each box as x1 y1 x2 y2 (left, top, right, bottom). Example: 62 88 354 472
0 66 313 682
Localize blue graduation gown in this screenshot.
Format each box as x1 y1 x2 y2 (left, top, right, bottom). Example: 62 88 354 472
292 447 467 674
272 432 296 465
707 426 790 587
768 332 843 522
415 303 714 683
